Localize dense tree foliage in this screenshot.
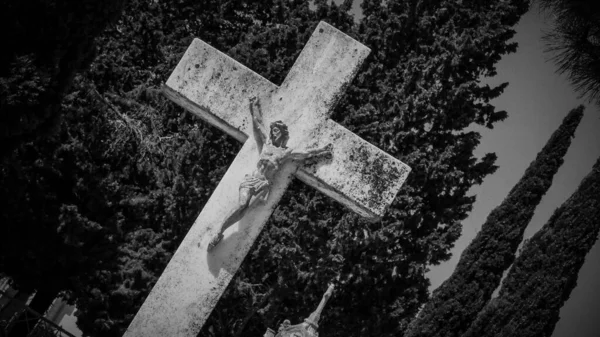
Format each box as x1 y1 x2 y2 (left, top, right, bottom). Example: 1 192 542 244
539 0 600 107
463 156 600 337
0 0 529 336
0 0 126 330
405 106 584 337
0 0 126 157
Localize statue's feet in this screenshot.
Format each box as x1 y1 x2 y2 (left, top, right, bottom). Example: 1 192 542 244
208 233 224 251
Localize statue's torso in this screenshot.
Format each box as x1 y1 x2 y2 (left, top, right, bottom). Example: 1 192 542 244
254 144 289 181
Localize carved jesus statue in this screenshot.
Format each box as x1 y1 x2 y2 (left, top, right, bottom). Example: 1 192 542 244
208 96 333 250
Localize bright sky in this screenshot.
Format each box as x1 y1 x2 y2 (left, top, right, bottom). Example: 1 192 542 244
425 7 600 337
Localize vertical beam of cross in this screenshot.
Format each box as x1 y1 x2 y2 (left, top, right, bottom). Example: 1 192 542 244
123 22 410 337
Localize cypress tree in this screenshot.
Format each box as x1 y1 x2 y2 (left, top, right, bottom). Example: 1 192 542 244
405 106 585 337
463 155 600 337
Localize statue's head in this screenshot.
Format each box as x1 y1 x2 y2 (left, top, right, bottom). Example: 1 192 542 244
278 319 291 332
270 120 289 147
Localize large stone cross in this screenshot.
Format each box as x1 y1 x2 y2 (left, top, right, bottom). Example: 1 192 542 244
124 22 410 337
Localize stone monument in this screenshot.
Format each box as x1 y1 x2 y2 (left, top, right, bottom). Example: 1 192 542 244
123 21 411 337
264 284 335 337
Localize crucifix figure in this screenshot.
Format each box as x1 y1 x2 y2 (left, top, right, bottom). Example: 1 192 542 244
124 22 411 337
209 96 332 250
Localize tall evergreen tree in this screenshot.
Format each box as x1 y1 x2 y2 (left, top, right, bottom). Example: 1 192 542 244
538 0 600 107
463 155 600 337
405 106 585 337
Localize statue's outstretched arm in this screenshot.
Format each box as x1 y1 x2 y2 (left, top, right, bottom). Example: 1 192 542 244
249 97 268 150
286 144 333 162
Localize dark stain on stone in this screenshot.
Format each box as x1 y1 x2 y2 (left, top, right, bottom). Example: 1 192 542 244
187 313 203 336
319 28 324 33
195 64 200 69
349 144 403 210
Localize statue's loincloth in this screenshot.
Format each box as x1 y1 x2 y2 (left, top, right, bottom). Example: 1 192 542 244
240 174 270 200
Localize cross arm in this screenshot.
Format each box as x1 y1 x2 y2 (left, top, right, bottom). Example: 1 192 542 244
163 38 276 142
297 120 411 220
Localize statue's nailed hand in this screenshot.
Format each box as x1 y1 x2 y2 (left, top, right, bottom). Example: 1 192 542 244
303 144 333 166
322 143 333 159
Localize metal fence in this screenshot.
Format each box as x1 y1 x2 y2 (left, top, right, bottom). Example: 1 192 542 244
0 290 76 337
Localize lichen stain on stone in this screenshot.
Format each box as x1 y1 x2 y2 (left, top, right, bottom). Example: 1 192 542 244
186 307 204 335
211 70 222 82
188 274 233 334
349 144 402 211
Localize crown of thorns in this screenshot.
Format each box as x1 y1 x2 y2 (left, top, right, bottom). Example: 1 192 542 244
269 121 289 138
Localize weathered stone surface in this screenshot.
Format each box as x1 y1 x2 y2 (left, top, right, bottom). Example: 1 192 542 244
124 22 411 337
163 23 410 218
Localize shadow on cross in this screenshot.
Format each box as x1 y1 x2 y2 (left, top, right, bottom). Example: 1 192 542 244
205 201 262 277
